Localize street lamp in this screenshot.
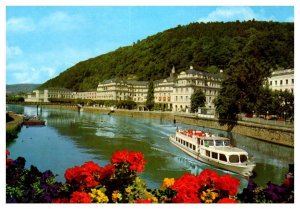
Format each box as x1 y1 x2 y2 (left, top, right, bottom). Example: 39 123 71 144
266 111 269 120
284 111 286 125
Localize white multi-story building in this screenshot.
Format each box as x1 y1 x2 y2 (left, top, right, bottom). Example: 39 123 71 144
127 80 148 103
171 66 222 112
154 67 176 110
25 66 223 113
267 69 294 93
73 90 98 100
25 88 73 103
97 79 148 104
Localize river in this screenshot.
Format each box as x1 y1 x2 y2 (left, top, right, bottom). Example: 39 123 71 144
6 105 294 189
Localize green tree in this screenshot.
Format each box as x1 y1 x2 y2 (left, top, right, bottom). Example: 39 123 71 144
190 88 206 113
146 80 154 110
273 90 294 119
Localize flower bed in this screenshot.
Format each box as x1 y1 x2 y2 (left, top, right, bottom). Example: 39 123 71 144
6 149 294 203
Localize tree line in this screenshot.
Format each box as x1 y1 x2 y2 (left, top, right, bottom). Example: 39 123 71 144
39 20 293 92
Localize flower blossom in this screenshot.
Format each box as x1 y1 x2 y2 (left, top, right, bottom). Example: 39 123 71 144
69 191 91 203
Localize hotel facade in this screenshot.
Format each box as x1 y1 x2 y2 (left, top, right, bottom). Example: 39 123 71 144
25 66 223 113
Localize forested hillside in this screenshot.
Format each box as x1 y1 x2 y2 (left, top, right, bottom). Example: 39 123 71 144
39 20 294 91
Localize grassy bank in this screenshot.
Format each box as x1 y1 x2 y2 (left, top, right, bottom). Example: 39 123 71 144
6 112 23 141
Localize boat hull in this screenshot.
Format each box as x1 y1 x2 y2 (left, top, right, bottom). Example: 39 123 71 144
169 135 255 177
23 120 45 126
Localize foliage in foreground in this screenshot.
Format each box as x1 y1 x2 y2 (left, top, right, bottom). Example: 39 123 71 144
6 150 293 203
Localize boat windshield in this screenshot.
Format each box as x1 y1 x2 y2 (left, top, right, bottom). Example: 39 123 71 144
204 140 214 146
215 140 230 146
215 140 224 146
224 140 230 146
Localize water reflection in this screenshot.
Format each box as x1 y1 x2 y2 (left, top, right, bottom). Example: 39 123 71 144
6 105 293 189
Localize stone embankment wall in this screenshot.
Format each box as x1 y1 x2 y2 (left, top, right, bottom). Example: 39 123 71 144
43 105 294 147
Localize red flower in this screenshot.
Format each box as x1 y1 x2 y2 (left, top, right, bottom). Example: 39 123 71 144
128 151 146 172
69 191 91 203
111 150 146 173
197 169 219 186
65 161 109 189
135 199 151 203
171 174 201 203
217 198 238 203
214 174 240 196
65 166 81 183
6 149 13 168
111 150 129 164
52 197 69 203
102 164 115 178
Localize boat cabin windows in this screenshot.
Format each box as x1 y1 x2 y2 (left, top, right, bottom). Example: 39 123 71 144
219 154 227 162
204 140 214 147
224 141 230 146
206 150 210 157
229 155 240 163
240 155 248 163
215 140 223 146
202 139 230 147
176 137 196 151
229 154 248 163
212 152 218 159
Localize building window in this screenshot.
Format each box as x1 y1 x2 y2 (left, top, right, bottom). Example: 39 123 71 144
280 80 283 85
275 80 277 85
292 79 294 84
286 79 288 84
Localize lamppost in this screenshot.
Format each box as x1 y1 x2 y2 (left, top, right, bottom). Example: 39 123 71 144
266 111 269 121
284 111 286 125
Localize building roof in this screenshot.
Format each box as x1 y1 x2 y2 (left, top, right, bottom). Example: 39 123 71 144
127 80 148 86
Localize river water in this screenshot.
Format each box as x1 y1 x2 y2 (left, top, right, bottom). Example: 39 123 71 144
7 105 294 189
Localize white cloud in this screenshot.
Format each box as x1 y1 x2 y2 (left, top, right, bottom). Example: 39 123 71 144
199 7 274 23
6 17 35 32
6 46 96 84
7 11 84 33
39 11 84 31
8 65 57 84
285 16 294 22
6 45 23 58
6 62 29 72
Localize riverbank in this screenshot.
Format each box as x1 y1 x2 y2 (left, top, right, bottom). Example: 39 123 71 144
17 104 294 147
6 112 23 140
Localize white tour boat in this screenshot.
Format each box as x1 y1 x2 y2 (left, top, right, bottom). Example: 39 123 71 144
169 129 256 177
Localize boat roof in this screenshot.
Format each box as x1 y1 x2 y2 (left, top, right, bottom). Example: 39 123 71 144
212 146 248 155
200 136 230 140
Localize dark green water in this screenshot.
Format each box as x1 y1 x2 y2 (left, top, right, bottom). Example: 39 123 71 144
6 105 294 189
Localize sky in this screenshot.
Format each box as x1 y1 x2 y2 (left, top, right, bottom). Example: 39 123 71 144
6 6 294 85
